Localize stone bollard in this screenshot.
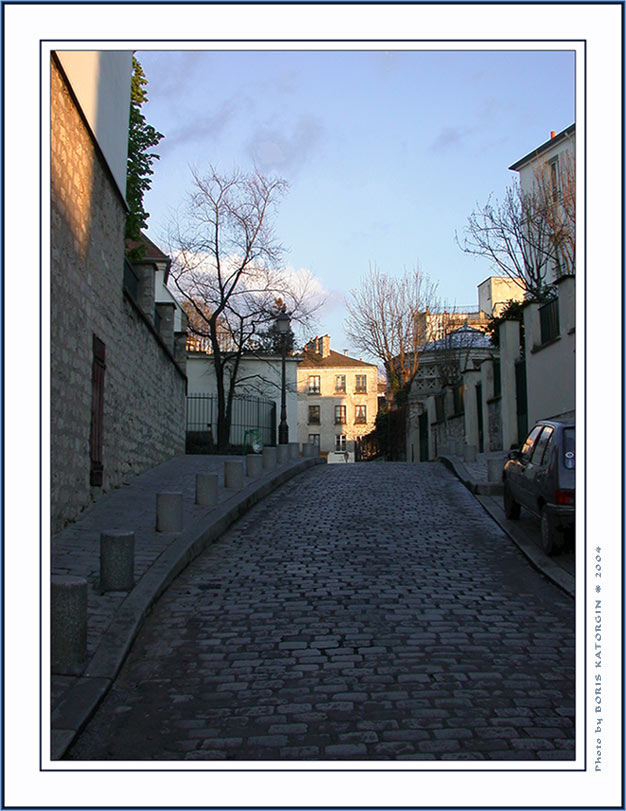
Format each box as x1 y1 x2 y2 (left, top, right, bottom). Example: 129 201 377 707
156 492 183 532
302 443 314 458
463 444 477 463
196 473 218 506
263 446 277 470
246 454 263 479
51 575 87 675
100 531 135 592
487 457 502 483
277 444 290 464
288 442 300 459
224 460 244 490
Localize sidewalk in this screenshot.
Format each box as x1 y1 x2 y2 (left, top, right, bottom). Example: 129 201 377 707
439 450 575 600
50 452 324 760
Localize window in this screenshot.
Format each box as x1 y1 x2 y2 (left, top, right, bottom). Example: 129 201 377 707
308 375 320 394
334 405 347 424
335 435 347 451
308 405 320 425
539 298 560 344
90 335 106 486
549 157 560 202
355 405 367 424
520 424 544 461
531 426 553 466
355 374 367 393
335 375 346 393
308 434 320 446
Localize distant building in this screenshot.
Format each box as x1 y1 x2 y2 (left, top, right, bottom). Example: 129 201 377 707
297 336 378 459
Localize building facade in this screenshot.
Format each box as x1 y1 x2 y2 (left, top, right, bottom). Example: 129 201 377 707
297 336 378 458
51 52 187 533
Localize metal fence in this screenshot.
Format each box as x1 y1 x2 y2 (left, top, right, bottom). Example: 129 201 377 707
186 394 276 448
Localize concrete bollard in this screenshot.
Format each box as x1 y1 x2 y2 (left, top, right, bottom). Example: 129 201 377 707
246 454 263 479
224 460 244 490
156 492 183 532
487 457 502 483
51 576 87 675
288 442 300 459
463 444 477 463
100 531 135 592
263 446 277 470
302 443 314 458
196 473 218 506
277 444 290 464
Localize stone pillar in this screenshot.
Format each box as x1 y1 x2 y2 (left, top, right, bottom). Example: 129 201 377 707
289 442 300 459
277 444 290 464
499 319 521 450
100 531 135 592
463 444 477 463
246 454 263 479
51 576 87 675
263 446 277 470
487 457 502 483
156 492 183 532
224 460 244 490
196 473 218 506
302 443 314 458
155 301 176 354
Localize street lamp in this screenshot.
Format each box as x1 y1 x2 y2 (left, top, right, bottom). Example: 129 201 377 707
275 309 291 444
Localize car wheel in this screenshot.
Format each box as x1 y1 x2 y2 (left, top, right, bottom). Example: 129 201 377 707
503 483 521 520
540 508 561 556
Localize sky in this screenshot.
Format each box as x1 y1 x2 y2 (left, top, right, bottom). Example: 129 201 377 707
138 47 575 360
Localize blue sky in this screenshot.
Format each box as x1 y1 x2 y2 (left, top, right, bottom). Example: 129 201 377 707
139 48 575 358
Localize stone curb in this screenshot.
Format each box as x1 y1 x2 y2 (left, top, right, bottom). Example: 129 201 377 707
438 454 574 599
51 457 325 760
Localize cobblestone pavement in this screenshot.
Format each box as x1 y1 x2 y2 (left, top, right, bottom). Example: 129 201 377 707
66 462 575 762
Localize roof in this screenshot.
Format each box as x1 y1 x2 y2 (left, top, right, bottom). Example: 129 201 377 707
421 325 493 353
126 233 171 265
508 124 575 172
298 348 377 369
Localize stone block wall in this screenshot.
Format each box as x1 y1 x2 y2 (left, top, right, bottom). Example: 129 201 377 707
487 398 503 451
50 58 185 534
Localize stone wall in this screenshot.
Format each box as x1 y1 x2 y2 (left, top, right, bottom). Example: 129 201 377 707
50 58 185 534
431 414 464 456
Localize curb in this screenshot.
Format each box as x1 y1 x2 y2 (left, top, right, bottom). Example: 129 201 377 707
438 455 574 599
51 457 325 760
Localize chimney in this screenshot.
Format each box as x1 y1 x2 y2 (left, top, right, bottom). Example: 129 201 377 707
550 130 556 139
320 335 331 358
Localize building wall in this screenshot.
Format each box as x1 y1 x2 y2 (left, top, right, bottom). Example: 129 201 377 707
524 276 576 425
186 353 299 440
51 56 186 534
297 364 377 454
478 276 525 317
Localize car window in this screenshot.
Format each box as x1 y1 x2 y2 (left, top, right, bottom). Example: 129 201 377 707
563 427 575 469
520 425 544 460
531 426 554 465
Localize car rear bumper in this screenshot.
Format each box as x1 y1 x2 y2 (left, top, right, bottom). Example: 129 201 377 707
545 503 575 530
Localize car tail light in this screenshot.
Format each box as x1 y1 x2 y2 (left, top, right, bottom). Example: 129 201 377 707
556 489 575 505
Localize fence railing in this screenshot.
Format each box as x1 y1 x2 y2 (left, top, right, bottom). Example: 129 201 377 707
186 394 276 448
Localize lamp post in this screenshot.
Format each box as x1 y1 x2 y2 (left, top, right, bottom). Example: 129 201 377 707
275 309 291 444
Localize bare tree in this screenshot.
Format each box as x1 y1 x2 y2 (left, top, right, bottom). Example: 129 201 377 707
169 166 321 450
457 155 575 299
344 264 440 394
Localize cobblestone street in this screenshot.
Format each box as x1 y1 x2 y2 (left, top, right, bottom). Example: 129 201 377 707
66 462 575 762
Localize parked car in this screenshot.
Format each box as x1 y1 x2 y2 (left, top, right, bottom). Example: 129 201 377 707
502 419 575 555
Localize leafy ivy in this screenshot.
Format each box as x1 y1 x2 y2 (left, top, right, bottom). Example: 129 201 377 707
125 56 164 260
